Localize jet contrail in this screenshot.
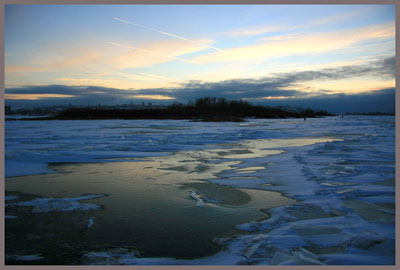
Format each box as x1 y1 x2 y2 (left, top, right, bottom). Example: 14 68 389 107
113 17 223 52
107 41 199 65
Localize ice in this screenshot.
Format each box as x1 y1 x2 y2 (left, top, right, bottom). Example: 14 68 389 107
5 215 18 219
5 196 18 201
189 191 206 207
9 194 106 213
6 254 44 261
319 252 393 265
87 217 94 228
301 232 356 248
5 116 395 264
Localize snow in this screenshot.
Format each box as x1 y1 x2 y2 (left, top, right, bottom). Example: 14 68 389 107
5 115 395 265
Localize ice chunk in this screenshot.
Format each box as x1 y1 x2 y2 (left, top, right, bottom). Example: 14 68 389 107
350 231 386 249
302 232 356 248
267 234 308 250
11 194 105 213
236 220 269 232
189 191 205 207
5 195 18 201
6 254 44 261
82 248 141 265
292 247 324 265
269 251 293 265
5 215 18 219
241 234 269 258
278 259 298 265
319 253 392 265
87 217 94 228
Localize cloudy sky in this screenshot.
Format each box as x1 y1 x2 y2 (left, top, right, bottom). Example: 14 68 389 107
5 5 395 113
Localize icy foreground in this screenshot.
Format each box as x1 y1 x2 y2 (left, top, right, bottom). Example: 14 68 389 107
5 116 395 265
7 194 105 213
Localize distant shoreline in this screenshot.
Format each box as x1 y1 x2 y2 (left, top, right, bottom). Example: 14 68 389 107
5 97 335 121
5 111 395 121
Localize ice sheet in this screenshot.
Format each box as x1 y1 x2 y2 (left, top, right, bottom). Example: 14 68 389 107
5 116 395 265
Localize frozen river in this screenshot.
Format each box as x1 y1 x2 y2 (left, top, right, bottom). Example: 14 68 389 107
5 115 396 265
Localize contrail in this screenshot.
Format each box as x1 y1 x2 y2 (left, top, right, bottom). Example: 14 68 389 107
106 41 199 65
113 17 223 52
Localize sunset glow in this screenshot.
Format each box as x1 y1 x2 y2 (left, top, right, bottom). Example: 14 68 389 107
5 4 395 112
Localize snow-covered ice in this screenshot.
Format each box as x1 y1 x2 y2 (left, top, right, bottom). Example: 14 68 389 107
8 194 106 213
5 115 395 264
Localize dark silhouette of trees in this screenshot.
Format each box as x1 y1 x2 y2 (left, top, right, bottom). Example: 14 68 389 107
53 97 334 121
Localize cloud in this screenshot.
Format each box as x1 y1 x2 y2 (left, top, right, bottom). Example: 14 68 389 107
131 95 175 100
113 17 223 52
258 88 395 114
107 41 199 66
5 50 104 74
5 37 208 84
272 56 395 82
228 25 285 38
228 7 370 38
6 94 76 100
192 22 394 64
5 55 395 113
6 85 394 115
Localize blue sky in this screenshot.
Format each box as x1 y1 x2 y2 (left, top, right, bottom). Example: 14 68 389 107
4 5 396 112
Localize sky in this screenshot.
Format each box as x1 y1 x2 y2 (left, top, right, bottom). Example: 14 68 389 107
4 5 396 113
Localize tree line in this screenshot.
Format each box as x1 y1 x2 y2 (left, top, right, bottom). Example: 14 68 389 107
50 97 333 121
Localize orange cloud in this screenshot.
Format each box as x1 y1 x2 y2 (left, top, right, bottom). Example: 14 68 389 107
306 78 395 94
192 22 394 64
5 51 104 74
131 94 175 100
107 40 206 69
6 94 75 100
262 96 291 100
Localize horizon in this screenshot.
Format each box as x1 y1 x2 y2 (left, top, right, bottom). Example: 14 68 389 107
5 5 396 114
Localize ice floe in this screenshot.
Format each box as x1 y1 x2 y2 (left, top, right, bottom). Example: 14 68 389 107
8 194 106 213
